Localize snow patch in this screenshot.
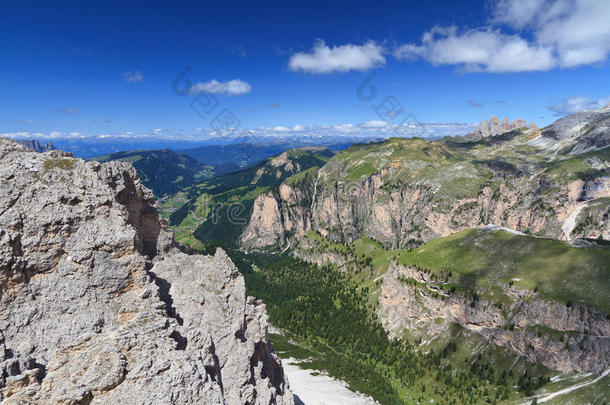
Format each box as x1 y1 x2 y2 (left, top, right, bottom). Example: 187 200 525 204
283 359 378 405
482 224 525 235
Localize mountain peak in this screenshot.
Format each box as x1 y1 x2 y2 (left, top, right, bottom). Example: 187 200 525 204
15 139 56 153
470 116 531 140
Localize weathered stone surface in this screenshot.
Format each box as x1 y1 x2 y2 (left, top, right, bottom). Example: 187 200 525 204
379 262 610 374
528 106 610 154
242 164 610 249
0 138 292 404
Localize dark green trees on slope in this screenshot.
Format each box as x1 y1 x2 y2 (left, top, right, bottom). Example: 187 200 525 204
92 149 214 197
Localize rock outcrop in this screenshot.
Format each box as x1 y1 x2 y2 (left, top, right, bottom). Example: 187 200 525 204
380 262 610 374
0 138 292 404
468 116 530 140
14 139 56 153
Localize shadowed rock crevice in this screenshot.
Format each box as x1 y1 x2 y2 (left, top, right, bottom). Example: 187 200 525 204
149 271 184 326
114 170 161 258
169 330 187 350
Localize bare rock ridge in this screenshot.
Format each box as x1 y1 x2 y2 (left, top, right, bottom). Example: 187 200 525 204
242 159 610 250
0 138 292 404
528 104 610 154
469 116 531 140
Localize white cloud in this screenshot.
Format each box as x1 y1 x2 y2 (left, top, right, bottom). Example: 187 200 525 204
191 79 251 96
395 26 555 72
123 70 143 83
396 0 610 72
548 96 610 115
0 121 477 143
535 0 610 67
361 120 389 128
490 0 552 29
289 40 385 74
333 123 356 132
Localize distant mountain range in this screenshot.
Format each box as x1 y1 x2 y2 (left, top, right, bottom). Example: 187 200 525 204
177 138 363 168
34 134 380 160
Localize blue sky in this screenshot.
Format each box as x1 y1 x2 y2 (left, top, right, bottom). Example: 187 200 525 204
1 0 609 141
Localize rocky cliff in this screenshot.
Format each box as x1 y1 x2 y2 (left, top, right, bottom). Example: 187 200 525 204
242 134 609 250
380 262 609 374
0 138 292 404
14 139 56 153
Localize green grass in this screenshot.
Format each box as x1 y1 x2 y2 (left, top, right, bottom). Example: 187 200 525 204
396 228 610 314
43 158 76 172
283 165 319 186
544 148 610 184
534 372 609 404
347 162 377 180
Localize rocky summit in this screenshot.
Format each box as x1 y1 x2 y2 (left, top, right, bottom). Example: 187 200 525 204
468 116 532 140
0 139 292 404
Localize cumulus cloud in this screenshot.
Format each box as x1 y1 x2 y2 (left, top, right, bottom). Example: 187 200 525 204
123 70 143 83
289 40 385 74
395 26 554 72
361 120 389 128
191 79 252 96
272 126 290 131
548 96 610 115
396 0 610 72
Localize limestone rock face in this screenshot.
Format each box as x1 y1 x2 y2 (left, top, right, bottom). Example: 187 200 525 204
14 140 56 153
0 138 292 404
243 166 610 250
380 262 610 374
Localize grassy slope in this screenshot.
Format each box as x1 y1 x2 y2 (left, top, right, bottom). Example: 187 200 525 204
322 132 608 205
396 228 610 314
290 228 609 403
